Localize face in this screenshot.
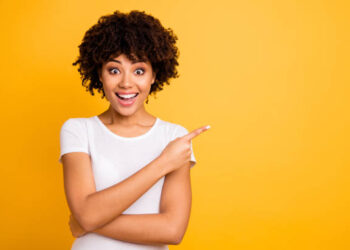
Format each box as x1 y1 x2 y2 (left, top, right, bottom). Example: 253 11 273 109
98 54 156 117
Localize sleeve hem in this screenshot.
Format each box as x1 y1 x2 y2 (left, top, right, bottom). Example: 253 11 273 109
58 148 90 163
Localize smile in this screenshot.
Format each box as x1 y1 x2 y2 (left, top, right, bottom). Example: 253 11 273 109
116 93 139 99
115 93 139 106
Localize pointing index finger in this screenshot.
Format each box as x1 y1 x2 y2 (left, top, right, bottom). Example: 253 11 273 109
183 125 210 140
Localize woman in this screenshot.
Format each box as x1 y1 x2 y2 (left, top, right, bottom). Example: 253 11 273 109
59 10 210 250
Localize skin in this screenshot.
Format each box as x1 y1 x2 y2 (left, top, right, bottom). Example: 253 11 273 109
63 53 210 245
97 53 157 134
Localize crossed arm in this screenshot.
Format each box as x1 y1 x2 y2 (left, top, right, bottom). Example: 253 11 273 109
63 152 192 245
91 162 192 245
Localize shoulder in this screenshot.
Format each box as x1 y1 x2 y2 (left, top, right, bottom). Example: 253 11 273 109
156 118 189 140
58 117 90 163
60 117 89 132
61 117 90 127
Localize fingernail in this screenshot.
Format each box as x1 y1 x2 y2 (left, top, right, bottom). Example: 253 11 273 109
205 125 210 130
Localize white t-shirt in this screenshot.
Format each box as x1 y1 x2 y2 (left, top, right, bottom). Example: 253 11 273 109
58 115 196 250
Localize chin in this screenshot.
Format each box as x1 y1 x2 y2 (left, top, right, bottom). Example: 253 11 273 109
113 105 138 116
115 108 135 117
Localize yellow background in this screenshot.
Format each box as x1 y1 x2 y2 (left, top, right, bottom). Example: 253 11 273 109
0 0 349 249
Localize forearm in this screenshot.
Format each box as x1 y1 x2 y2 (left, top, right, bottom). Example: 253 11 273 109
82 156 168 232
92 213 178 245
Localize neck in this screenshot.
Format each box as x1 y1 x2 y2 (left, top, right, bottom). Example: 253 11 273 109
104 105 153 126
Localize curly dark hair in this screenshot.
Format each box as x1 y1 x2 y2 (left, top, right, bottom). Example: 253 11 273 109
72 10 180 103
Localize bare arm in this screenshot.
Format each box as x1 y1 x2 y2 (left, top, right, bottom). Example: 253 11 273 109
63 124 206 235
92 213 175 245
62 153 168 232
91 162 192 245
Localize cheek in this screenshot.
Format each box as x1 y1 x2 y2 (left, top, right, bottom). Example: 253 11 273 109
138 77 153 89
100 81 114 100
102 76 116 89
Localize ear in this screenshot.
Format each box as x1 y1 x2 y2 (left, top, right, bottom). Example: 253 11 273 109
151 71 156 85
98 68 102 82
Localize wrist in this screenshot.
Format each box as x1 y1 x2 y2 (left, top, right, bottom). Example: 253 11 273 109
152 154 169 177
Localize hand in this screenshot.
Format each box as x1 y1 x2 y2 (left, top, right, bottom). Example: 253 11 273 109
159 125 210 174
69 214 88 238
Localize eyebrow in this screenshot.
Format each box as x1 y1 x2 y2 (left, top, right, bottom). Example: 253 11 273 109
107 59 146 64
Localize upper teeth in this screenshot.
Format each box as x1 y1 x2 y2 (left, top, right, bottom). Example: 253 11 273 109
118 93 137 98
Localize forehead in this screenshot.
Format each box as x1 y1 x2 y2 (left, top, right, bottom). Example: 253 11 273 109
106 53 149 64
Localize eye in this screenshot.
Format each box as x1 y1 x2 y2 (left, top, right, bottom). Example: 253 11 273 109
109 68 120 74
135 68 145 75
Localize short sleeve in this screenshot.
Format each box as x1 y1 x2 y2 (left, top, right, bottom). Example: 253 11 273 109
58 118 89 164
173 125 197 169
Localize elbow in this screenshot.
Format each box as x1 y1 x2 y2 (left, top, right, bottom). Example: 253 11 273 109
73 210 96 233
74 199 104 232
171 236 182 245
170 229 184 245
70 196 102 232
163 213 189 245
80 219 95 233
163 212 188 245
168 224 186 245
80 214 102 232
73 215 91 232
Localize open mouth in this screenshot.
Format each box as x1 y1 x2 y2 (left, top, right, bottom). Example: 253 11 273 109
115 92 139 106
115 93 139 100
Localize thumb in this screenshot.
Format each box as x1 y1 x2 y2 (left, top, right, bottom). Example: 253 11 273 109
182 125 210 141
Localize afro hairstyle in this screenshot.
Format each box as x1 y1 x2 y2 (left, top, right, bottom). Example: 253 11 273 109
72 10 180 103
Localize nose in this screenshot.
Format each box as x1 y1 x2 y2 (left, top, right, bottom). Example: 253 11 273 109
118 72 133 89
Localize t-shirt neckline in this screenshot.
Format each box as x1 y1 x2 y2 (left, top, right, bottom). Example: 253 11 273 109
93 115 159 141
